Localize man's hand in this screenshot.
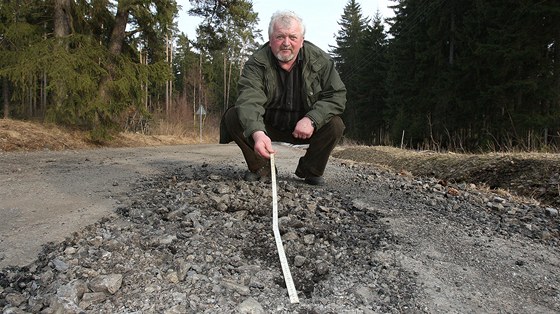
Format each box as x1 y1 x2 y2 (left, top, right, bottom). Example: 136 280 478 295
252 131 276 159
292 116 315 139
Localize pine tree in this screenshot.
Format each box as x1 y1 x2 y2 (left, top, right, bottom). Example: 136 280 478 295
331 0 370 140
356 12 388 144
384 0 560 150
385 0 433 147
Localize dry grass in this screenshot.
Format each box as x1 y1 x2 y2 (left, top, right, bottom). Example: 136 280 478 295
333 145 560 207
0 118 219 152
0 119 92 151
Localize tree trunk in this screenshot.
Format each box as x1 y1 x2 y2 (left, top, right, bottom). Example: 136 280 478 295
98 1 129 102
54 0 71 38
554 28 560 109
40 71 47 115
223 54 227 111
2 76 9 118
227 57 233 110
108 3 129 56
449 10 455 65
52 0 72 117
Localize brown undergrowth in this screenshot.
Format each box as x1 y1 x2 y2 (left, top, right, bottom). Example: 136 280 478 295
0 118 218 151
333 145 560 207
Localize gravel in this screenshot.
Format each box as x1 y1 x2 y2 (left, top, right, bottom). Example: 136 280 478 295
1 149 559 313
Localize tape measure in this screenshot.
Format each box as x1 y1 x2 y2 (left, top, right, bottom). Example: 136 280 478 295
270 153 299 304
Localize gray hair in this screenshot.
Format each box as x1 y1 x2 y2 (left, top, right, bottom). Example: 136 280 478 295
268 10 306 39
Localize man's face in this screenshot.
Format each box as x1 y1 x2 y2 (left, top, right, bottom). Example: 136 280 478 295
269 19 304 63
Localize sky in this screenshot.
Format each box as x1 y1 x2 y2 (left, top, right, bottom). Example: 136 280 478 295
177 0 396 52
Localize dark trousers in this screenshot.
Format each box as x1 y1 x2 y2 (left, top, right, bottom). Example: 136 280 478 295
221 107 345 177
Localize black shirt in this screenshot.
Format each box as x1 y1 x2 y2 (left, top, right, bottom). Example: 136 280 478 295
264 51 305 131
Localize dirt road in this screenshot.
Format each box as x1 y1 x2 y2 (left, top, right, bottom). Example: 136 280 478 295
1 144 296 268
1 144 559 313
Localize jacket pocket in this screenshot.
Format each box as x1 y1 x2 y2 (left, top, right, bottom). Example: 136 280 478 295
307 79 322 105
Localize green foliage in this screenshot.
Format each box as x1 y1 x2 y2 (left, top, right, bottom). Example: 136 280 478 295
2 0 556 151
187 0 261 113
188 0 259 51
172 33 198 99
333 0 389 144
1 0 177 138
330 0 559 151
380 0 560 151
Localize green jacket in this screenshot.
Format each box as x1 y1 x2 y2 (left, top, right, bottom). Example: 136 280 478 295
225 41 346 140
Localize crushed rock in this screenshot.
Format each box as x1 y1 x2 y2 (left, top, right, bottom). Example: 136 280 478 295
1 160 559 313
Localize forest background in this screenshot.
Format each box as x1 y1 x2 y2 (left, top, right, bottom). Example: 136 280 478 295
1 0 559 152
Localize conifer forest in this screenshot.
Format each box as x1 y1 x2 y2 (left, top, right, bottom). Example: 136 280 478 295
1 0 559 151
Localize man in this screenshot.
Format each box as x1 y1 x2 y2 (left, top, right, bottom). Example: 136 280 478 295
220 10 346 186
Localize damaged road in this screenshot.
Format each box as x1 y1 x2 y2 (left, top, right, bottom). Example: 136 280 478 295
0 144 558 313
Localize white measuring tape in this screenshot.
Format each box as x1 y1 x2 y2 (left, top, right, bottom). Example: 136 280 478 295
270 153 299 304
